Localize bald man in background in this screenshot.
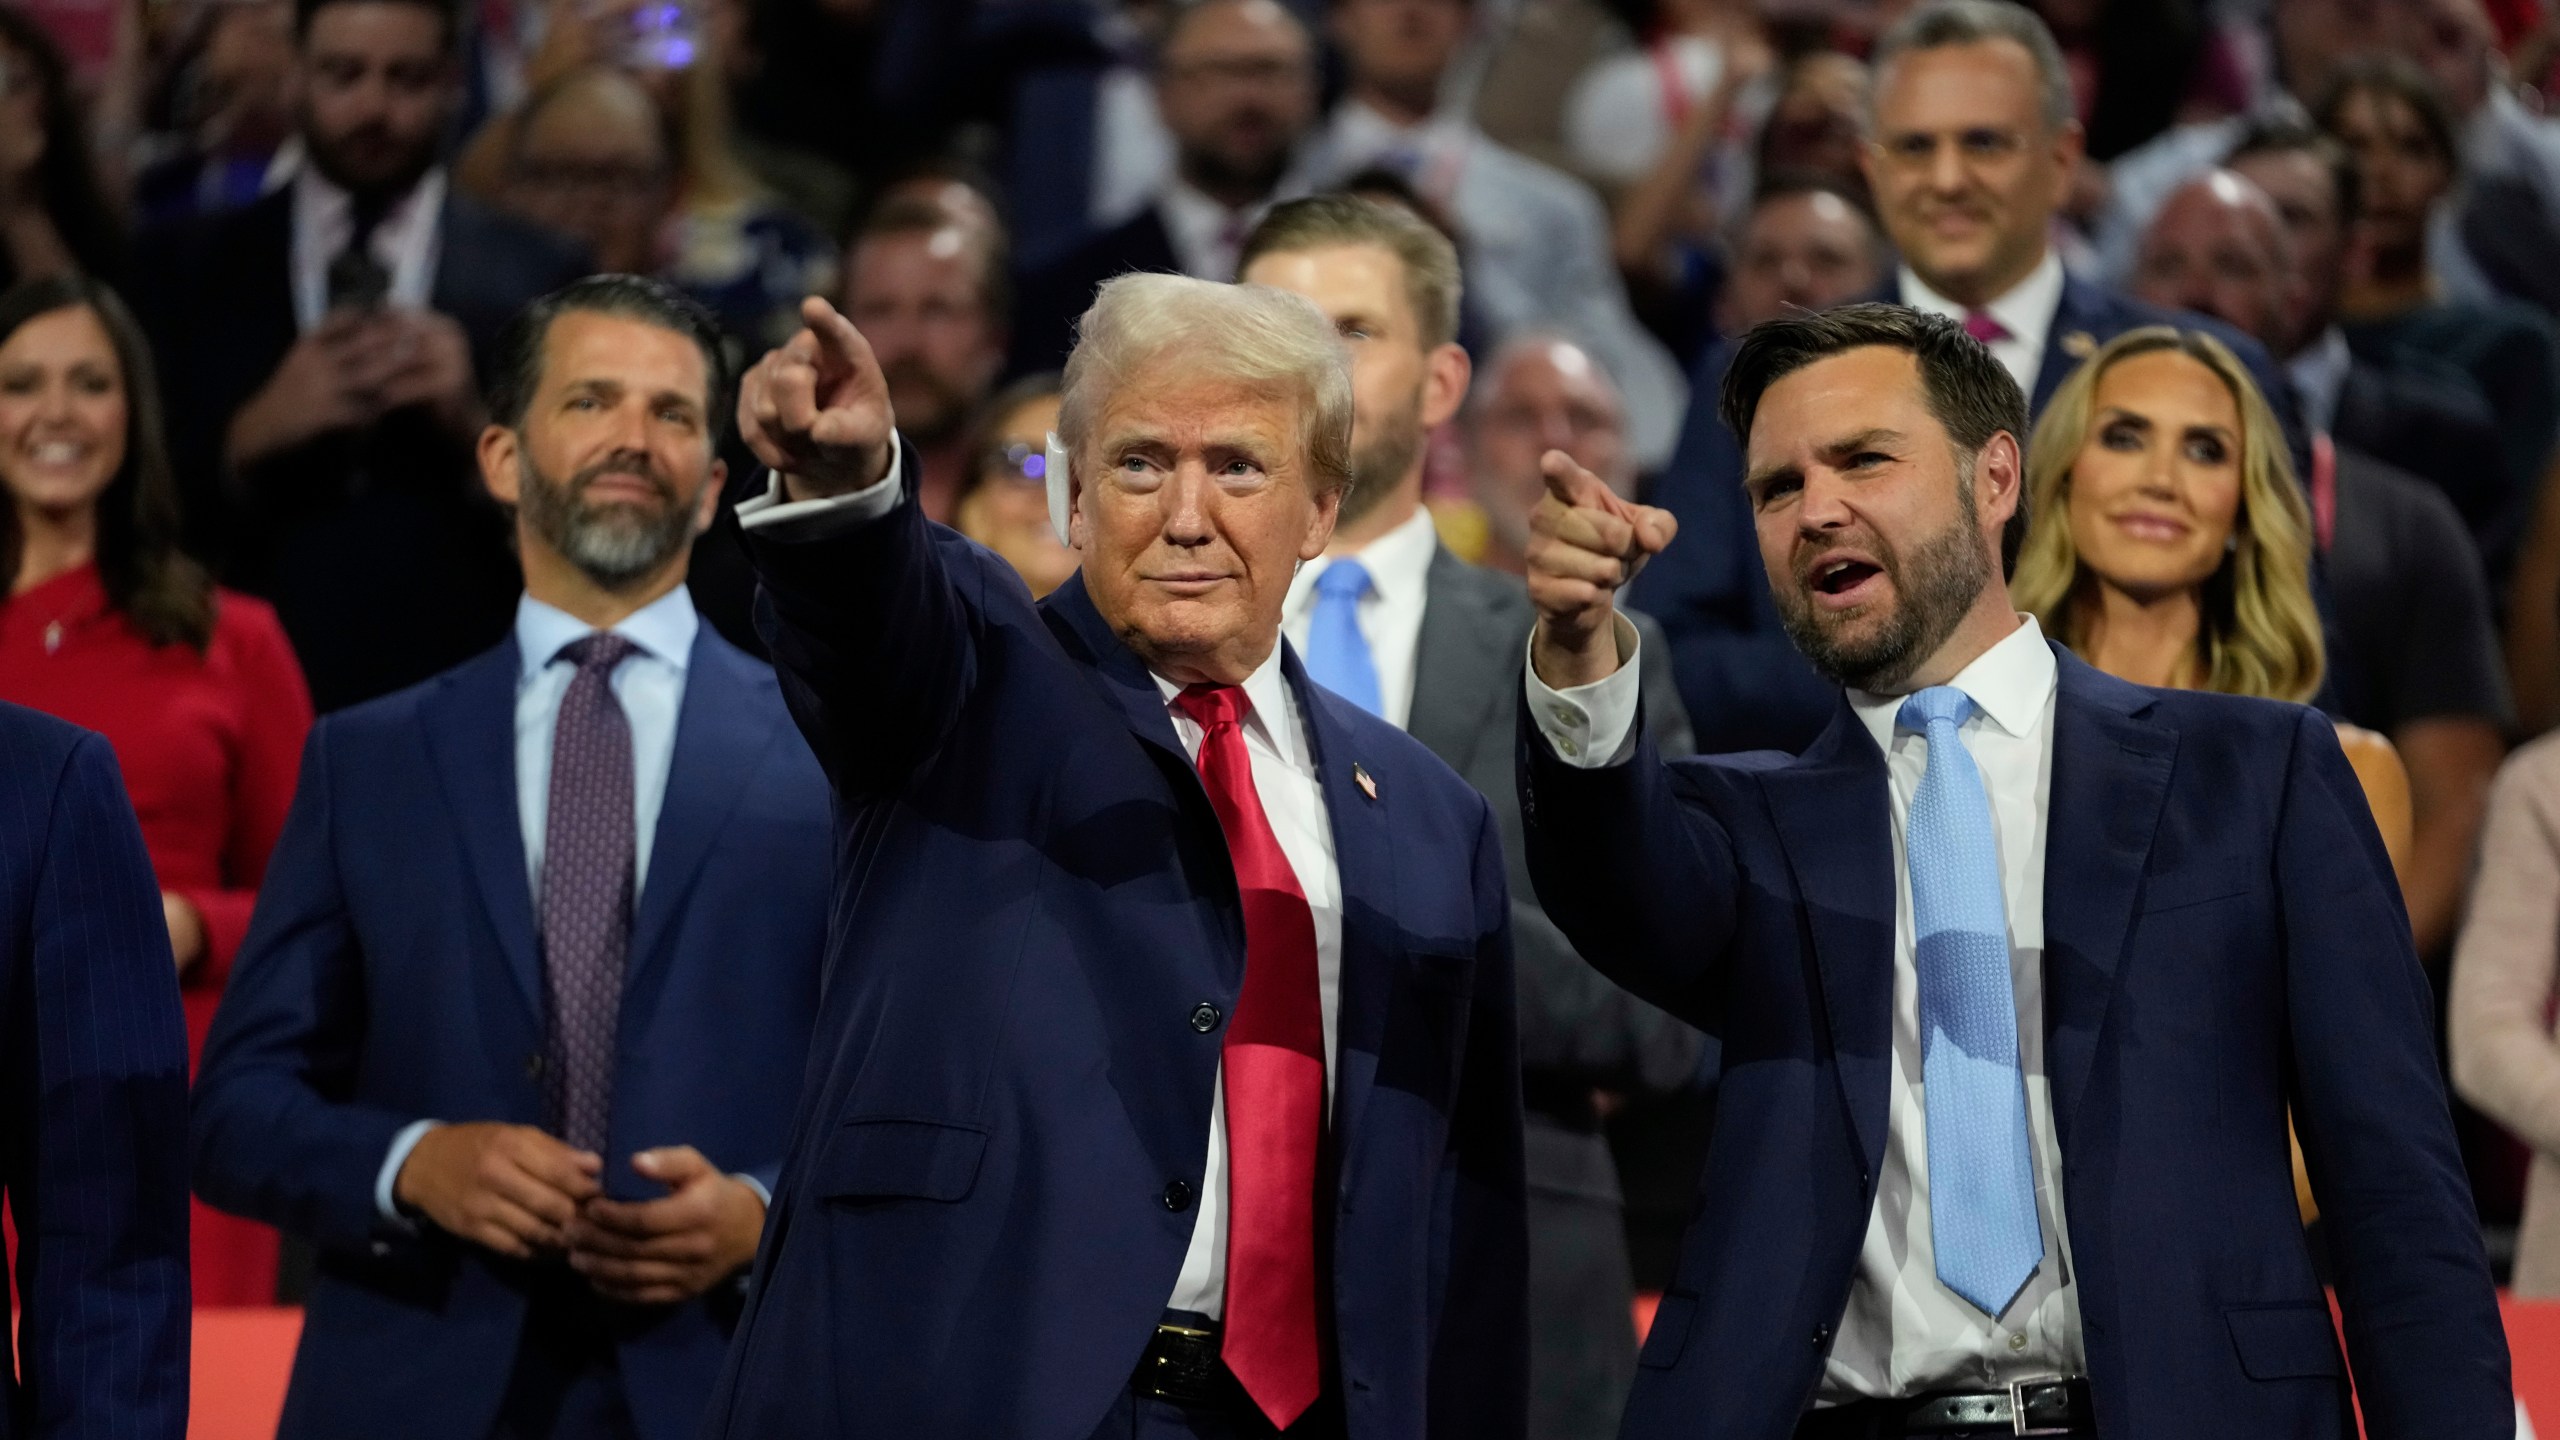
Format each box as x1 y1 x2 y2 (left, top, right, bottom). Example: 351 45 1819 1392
1468 335 1635 578
2133 169 2512 978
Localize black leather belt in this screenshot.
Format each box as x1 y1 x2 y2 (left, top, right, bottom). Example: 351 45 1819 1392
1800 1379 2093 1437
1909 1378 2091 1434
1133 1319 1227 1407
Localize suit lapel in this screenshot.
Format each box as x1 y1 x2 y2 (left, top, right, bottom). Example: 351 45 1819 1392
1040 572 1195 770
1758 701 1896 1179
1406 547 1515 777
627 631 776 990
2032 276 2104 417
419 640 544 1022
1287 646 1399 1175
2040 650 2176 1145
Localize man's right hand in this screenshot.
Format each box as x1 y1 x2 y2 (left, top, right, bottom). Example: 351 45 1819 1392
737 295 897 502
392 1123 602 1259
1526 449 1677 691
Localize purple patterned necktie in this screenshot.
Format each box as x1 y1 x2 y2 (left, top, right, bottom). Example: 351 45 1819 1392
540 632 637 1156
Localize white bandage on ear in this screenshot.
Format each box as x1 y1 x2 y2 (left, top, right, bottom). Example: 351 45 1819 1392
1047 432 1074 544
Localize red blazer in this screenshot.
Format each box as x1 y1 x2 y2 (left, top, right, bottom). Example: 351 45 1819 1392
0 561 311 1303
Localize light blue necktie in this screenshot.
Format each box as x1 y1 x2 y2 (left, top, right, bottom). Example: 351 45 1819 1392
1898 686 2044 1318
1304 560 1383 717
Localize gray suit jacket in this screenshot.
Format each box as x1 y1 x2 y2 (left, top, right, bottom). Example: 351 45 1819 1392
1408 543 1703 1440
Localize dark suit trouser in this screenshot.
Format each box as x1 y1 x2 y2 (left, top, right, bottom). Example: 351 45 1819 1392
487 1278 640 1440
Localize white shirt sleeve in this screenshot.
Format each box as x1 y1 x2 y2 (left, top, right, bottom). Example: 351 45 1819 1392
734 431 908 540
375 1118 442 1226
1523 612 1645 769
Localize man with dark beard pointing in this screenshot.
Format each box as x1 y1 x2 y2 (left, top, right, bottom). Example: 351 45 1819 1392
193 276 832 1440
1515 303 2506 1439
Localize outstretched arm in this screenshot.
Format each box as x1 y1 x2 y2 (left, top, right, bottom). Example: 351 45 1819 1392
1515 453 1740 1026
734 296 982 799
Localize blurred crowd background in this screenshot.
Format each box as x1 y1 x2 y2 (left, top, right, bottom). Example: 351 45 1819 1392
14 0 2560 1397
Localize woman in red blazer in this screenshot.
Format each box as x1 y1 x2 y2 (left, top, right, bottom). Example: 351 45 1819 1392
0 275 310 1305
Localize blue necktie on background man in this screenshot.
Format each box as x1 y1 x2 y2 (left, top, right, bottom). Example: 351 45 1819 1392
1303 559 1383 717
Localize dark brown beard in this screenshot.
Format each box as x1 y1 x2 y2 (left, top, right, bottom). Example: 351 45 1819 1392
1772 492 1991 693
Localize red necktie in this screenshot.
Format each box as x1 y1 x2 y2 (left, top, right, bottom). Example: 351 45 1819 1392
1173 684 1325 1429
1963 308 2014 344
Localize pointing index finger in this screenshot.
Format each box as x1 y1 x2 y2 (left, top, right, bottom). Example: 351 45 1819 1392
1539 449 1624 517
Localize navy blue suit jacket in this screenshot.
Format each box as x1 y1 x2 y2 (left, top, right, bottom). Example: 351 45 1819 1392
701 465 1529 1440
0 703 189 1440
1516 648 2508 1440
189 626 831 1440
1633 276 2308 757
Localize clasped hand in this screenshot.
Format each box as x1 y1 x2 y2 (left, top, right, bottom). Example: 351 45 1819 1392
393 1124 764 1306
1524 449 1679 690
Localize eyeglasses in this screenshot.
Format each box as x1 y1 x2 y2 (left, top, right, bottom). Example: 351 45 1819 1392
980 442 1049 487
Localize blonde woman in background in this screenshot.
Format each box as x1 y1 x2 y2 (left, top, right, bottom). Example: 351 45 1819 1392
2012 326 2413 1222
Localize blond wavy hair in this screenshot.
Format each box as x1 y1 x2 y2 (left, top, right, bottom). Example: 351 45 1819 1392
2010 327 2324 702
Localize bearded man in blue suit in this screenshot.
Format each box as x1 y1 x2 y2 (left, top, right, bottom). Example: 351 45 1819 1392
1515 301 2505 1439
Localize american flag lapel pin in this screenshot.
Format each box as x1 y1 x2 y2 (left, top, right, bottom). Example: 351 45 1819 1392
1353 763 1378 801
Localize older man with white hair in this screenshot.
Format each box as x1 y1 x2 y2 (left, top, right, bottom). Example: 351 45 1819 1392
703 279 1528 1440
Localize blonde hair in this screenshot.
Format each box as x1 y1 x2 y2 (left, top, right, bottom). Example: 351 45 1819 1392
2011 326 2325 703
1058 273 1355 496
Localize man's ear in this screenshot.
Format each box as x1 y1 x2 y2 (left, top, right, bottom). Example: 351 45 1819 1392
1978 431 2024 531
1421 341 1472 430
695 458 728 533
478 424 522 507
1300 479 1346 562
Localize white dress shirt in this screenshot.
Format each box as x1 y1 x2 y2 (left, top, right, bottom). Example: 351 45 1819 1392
736 438 1345 1319
2285 325 2355 440
372 585 702 1221
1283 505 1441 731
1899 251 2067 403
1157 180 1271 283
1526 617 2086 1399
290 166 445 331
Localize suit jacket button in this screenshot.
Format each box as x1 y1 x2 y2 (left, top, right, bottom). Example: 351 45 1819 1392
1811 1324 1832 1349
1162 1179 1196 1212
525 1052 544 1079
1189 1002 1222 1033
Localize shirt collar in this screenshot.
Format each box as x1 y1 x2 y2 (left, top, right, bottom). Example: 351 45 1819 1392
1847 613 2055 754
1288 504 1438 620
515 584 701 686
1151 639 1305 771
2284 324 2353 435
1898 248 2065 353
294 164 445 243
1156 180 1263 279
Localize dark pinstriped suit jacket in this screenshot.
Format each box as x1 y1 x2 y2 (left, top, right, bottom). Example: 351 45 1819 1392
0 701 191 1438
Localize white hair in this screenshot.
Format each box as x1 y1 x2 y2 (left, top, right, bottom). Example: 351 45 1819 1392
1057 272 1356 499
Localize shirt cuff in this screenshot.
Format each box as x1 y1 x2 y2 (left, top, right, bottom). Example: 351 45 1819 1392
375 1118 442 1227
734 1172 772 1207
735 431 906 539
1525 613 1644 769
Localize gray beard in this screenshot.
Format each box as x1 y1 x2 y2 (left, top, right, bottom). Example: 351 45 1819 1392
1772 494 1990 694
518 453 702 591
